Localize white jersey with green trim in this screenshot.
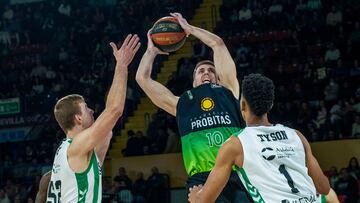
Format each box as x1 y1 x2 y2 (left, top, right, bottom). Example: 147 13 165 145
236 124 316 203
47 138 102 203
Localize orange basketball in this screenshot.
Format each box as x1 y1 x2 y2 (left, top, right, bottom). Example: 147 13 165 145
150 16 186 52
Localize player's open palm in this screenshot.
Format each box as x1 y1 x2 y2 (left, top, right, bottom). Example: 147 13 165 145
110 34 141 66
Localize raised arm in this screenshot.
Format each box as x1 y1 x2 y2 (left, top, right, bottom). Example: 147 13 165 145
188 136 243 203
135 31 179 116
296 130 330 195
171 13 239 99
35 171 51 203
94 131 112 166
68 34 141 170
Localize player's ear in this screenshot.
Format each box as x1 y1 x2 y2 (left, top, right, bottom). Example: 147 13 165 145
74 114 82 124
240 96 246 112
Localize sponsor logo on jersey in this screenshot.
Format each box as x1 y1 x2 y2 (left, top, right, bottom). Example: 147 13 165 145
201 97 215 111
52 164 61 174
261 147 276 160
98 162 102 176
257 130 288 142
186 90 193 100
78 187 88 202
276 146 296 159
190 111 231 130
281 195 316 203
211 84 221 88
261 146 296 161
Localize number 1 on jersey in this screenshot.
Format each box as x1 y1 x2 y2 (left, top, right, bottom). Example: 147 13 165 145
278 164 299 193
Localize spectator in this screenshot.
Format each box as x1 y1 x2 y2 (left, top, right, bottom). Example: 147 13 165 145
324 79 339 103
117 180 133 203
163 127 181 153
328 166 339 188
2 6 14 21
0 189 10 203
58 0 71 16
153 128 168 154
326 6 342 27
13 195 21 203
124 130 147 156
146 114 158 140
297 102 313 126
313 100 328 136
335 168 359 203
30 61 47 78
268 0 283 14
113 167 133 189
133 172 147 203
329 100 345 137
24 146 35 163
347 157 360 179
350 22 360 46
351 115 360 138
238 6 252 21
350 59 360 77
58 47 69 62
125 86 135 115
324 44 341 62
307 0 322 10
147 167 166 203
229 9 238 23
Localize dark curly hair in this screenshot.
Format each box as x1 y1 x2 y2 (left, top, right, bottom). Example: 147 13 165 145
242 73 275 117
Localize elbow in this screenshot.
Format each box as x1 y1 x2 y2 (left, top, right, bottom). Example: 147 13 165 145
135 71 146 85
316 177 331 195
108 106 123 118
135 73 149 87
135 73 142 83
210 37 225 49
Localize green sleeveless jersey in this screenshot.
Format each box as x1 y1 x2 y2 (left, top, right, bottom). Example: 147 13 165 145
176 83 243 176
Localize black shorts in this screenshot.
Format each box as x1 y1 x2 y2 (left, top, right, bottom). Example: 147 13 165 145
186 171 253 203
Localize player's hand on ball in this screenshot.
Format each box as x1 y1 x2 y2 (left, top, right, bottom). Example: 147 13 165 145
146 29 169 55
110 34 141 66
188 185 203 203
170 12 191 37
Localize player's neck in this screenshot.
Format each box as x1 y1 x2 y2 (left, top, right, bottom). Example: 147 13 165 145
66 125 83 139
246 114 271 127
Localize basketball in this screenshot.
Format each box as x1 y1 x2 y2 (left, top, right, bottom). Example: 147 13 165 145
150 16 186 52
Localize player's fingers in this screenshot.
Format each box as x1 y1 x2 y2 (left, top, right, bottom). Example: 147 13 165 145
109 42 117 52
129 35 139 50
173 12 182 18
121 34 132 49
170 13 177 18
133 42 141 54
159 50 169 55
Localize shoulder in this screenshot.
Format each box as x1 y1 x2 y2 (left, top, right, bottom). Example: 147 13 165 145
224 135 242 152
233 128 246 137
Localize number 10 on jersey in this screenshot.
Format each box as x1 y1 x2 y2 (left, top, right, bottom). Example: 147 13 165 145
206 131 225 147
